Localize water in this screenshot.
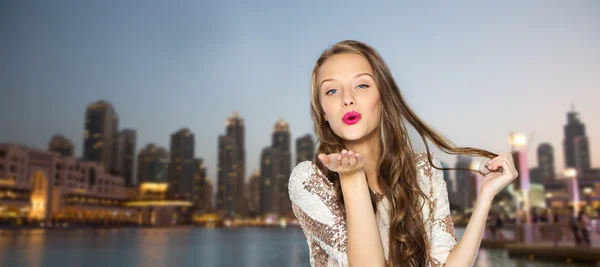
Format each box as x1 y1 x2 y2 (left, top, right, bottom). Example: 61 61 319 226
0 227 591 267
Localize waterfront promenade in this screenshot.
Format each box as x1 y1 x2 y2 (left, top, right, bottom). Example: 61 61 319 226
481 223 600 265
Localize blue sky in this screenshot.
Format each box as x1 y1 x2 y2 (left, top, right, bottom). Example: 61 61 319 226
1 1 599 184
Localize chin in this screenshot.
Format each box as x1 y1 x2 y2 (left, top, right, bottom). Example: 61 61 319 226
341 129 368 141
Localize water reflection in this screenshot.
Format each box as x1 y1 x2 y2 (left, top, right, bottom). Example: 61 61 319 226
0 227 591 267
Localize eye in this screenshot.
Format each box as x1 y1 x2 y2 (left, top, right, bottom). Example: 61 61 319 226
357 84 369 89
325 89 338 95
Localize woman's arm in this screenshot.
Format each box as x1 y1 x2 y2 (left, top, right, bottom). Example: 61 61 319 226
340 171 386 267
444 152 518 267
443 195 492 267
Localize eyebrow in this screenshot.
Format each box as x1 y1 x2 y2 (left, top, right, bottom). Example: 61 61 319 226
319 73 374 88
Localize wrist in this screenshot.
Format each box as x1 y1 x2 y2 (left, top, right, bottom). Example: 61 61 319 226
339 170 365 181
339 171 368 192
476 193 494 208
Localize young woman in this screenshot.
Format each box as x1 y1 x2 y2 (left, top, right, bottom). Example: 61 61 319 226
288 40 519 267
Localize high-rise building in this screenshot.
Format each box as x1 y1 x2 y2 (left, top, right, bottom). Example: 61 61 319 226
168 128 195 200
260 147 282 215
574 136 591 174
215 112 246 218
454 156 475 210
296 134 315 165
112 129 137 187
563 105 590 172
216 135 239 218
247 171 261 217
537 143 555 181
272 119 292 217
203 177 214 213
529 167 543 184
137 143 169 184
192 158 211 214
48 135 74 157
83 100 118 171
226 112 246 217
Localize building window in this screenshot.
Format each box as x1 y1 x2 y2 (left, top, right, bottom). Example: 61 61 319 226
0 164 3 171
10 165 16 172
0 150 5 158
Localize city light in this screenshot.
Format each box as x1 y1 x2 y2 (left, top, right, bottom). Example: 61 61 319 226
124 200 192 207
564 168 577 178
509 132 527 150
139 182 169 192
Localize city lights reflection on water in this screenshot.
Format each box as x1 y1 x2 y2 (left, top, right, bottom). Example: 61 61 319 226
0 227 590 267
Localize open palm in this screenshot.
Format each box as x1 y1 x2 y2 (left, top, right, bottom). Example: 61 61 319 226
318 149 366 176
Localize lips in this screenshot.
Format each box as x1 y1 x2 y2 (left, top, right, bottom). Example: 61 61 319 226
342 111 362 125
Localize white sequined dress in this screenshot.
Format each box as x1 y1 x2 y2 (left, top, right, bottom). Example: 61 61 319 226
288 152 457 267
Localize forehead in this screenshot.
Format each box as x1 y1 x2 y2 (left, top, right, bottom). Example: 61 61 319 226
317 53 373 82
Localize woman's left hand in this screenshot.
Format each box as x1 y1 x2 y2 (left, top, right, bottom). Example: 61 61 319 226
480 152 519 202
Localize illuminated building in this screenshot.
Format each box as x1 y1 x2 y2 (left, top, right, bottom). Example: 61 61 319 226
217 112 246 218
48 135 74 157
168 128 195 200
563 105 591 173
0 143 137 226
537 143 555 181
295 134 314 165
83 100 118 171
111 129 136 187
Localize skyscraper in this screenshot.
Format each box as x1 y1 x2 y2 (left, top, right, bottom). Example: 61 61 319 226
454 156 475 210
112 129 137 187
192 158 211 214
168 128 195 200
226 112 246 215
48 135 74 156
563 105 590 172
83 100 118 171
574 136 591 174
203 177 214 214
247 170 261 217
260 147 282 215
216 135 239 218
296 134 315 165
537 143 555 181
137 143 169 184
272 119 292 217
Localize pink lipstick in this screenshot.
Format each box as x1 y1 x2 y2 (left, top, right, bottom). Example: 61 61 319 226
342 111 362 125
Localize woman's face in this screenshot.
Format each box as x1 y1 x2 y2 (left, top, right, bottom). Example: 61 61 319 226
317 53 382 143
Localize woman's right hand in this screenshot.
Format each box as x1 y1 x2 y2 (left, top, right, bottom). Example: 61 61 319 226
318 149 366 176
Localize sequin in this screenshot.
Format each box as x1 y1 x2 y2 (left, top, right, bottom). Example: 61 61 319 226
309 237 329 267
288 152 457 267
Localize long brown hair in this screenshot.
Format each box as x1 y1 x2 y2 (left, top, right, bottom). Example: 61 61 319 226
310 40 496 267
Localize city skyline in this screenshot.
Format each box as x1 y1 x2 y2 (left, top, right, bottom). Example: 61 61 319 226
2 1 599 185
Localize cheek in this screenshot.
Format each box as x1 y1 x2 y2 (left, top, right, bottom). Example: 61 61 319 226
320 99 336 119
368 96 382 115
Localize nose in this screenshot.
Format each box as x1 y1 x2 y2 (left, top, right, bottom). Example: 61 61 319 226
343 93 355 107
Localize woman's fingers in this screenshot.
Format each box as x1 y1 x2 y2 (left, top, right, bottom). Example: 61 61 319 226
318 153 329 166
341 150 349 167
321 149 365 174
349 153 357 165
